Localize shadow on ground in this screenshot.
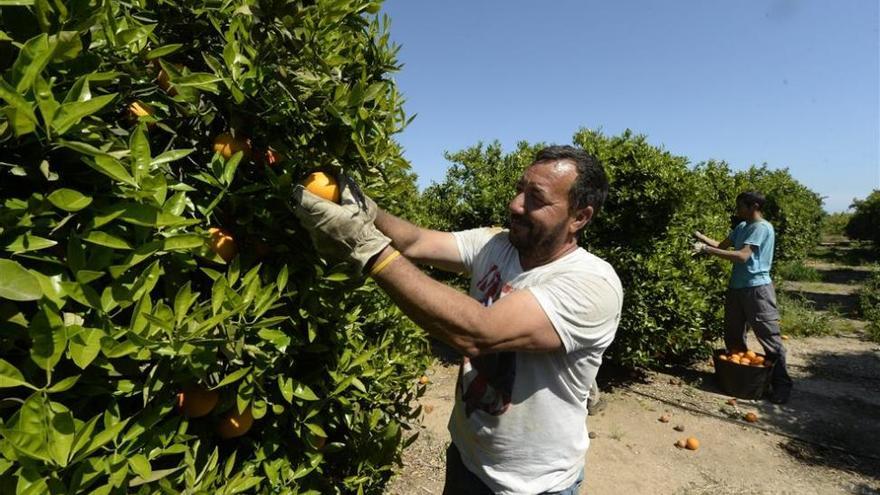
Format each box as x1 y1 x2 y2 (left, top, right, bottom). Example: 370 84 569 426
783 289 861 317
818 267 876 285
813 242 879 267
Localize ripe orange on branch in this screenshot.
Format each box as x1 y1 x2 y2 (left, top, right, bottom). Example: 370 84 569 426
302 171 341 203
217 407 254 439
208 227 237 262
213 132 252 160
176 385 219 418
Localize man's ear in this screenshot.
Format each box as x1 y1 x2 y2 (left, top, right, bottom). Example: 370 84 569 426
571 205 594 233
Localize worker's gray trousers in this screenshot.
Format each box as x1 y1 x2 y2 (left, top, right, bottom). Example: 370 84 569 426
724 284 793 391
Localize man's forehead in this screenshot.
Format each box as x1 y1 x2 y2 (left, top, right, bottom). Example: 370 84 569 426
521 160 576 191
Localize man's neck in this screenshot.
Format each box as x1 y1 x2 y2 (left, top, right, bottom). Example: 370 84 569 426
518 239 579 271
747 213 764 224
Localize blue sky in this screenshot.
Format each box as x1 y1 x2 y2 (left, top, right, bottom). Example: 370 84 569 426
381 0 879 212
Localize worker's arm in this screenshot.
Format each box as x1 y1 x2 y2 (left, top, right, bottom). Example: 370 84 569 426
702 243 754 263
369 245 563 357
374 209 464 273
694 230 732 250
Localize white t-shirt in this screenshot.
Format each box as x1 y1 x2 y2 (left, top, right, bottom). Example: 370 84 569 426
448 227 623 494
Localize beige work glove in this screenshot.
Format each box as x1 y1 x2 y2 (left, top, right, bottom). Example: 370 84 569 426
292 176 390 274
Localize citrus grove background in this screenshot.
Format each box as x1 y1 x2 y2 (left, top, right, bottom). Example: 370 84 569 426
0 1 860 494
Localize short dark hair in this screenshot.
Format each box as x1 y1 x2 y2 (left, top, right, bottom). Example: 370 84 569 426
736 191 766 211
533 145 609 216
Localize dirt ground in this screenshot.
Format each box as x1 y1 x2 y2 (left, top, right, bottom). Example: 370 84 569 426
385 242 880 495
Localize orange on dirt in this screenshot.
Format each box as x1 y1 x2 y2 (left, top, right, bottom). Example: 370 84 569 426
744 412 759 423
685 437 700 451
725 398 737 406
419 375 430 385
658 414 670 423
208 227 237 262
781 335 789 341
217 407 254 439
176 385 219 418
213 132 252 160
302 171 341 203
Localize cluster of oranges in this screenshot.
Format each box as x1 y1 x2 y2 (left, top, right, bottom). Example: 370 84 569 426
718 350 771 367
176 386 254 439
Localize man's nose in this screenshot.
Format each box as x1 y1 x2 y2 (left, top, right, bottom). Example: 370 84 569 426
509 192 525 215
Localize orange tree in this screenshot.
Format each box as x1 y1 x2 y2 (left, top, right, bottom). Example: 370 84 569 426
0 1 431 493
420 129 823 367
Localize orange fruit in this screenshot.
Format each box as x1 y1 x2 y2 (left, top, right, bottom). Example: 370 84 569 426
745 351 757 360
419 375 430 385
685 437 700 451
129 101 154 118
176 385 219 418
208 227 237 262
302 171 341 203
735 352 745 358
725 398 737 406
217 407 254 439
752 355 764 365
730 355 741 364
740 357 752 366
744 412 758 423
781 335 789 341
213 132 252 160
718 354 729 361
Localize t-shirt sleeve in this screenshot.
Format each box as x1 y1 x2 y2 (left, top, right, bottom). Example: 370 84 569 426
452 227 503 274
743 223 769 248
528 273 622 354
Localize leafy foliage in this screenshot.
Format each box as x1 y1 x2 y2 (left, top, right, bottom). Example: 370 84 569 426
775 260 821 282
420 129 824 367
0 1 431 493
846 190 880 247
859 271 880 343
821 212 852 237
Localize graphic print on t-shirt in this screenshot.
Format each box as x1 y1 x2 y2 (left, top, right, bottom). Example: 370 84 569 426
460 264 517 417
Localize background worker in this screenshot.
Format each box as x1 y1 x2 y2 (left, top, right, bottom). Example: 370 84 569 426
693 191 793 404
293 145 622 494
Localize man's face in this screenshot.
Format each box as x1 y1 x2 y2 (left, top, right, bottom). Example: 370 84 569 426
508 160 583 251
734 201 752 221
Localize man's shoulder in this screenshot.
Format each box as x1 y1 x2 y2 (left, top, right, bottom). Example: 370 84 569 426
554 249 622 289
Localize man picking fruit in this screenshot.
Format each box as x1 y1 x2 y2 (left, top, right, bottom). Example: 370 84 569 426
293 146 622 495
693 192 793 404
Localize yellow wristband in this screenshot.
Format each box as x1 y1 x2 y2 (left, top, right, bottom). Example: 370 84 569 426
370 249 401 277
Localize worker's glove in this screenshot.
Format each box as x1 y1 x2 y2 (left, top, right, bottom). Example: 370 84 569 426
692 241 707 255
693 230 704 240
293 177 390 274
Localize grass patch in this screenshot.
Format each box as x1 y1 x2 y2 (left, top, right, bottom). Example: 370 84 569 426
776 260 822 282
779 292 836 337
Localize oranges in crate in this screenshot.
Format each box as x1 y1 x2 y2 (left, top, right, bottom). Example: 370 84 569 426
717 349 771 368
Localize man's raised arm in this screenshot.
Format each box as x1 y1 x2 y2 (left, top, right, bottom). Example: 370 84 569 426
375 210 464 273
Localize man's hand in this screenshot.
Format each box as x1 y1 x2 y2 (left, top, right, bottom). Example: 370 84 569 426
293 176 390 273
692 241 707 255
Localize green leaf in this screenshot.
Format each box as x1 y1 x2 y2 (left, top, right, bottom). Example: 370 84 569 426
292 381 319 401
305 423 327 438
128 454 151 480
33 75 59 133
47 188 92 212
29 304 66 371
83 231 132 250
46 375 79 393
46 401 75 467
257 328 290 351
212 367 251 389
0 359 36 389
173 282 197 326
325 272 349 282
129 123 151 182
173 73 222 93
86 155 137 186
50 31 82 62
151 148 193 167
0 259 42 301
276 265 289 291
2 393 51 462
68 327 103 369
278 377 293 404
146 43 183 60
3 233 57 254
0 79 37 136
74 418 129 462
11 33 54 93
52 93 116 135
163 234 204 251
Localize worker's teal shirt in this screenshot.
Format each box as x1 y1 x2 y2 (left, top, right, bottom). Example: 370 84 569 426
728 220 775 289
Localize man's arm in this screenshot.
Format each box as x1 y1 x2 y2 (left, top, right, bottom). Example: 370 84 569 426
703 244 753 263
370 246 563 358
374 210 464 272
695 230 732 250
